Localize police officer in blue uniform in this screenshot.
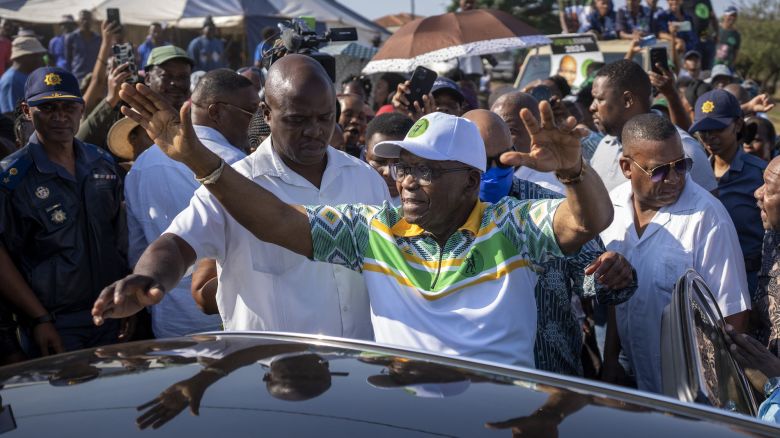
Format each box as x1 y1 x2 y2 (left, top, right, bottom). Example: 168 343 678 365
0 67 129 357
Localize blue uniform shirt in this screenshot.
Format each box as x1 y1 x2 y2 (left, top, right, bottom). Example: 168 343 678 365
0 134 128 314
716 147 767 292
65 30 101 82
187 36 226 71
48 34 68 70
0 67 28 113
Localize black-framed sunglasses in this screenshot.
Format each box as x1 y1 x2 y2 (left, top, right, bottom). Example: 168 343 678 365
390 163 472 186
486 146 515 169
626 156 693 183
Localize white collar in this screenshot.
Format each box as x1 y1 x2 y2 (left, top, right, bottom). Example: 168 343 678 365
249 137 361 188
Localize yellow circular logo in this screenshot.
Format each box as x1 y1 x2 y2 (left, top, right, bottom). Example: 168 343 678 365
407 119 429 138
8 168 17 175
701 100 715 114
44 73 62 86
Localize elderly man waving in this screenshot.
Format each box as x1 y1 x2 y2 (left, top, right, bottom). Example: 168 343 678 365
93 57 614 368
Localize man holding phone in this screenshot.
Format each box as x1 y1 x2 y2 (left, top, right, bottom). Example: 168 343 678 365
392 75 465 120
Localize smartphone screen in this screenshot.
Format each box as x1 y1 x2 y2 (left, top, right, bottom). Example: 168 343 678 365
106 8 120 26
407 66 437 110
650 47 668 74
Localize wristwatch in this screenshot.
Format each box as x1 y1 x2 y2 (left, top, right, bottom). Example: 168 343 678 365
764 376 780 398
30 313 55 327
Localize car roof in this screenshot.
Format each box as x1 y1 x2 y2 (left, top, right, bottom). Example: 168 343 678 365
0 332 777 437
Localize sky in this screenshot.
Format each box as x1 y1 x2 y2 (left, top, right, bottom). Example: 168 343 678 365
336 0 738 20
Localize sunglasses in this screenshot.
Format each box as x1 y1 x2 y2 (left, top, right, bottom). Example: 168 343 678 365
626 156 693 183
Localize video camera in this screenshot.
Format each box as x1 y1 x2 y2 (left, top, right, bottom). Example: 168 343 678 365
267 16 357 82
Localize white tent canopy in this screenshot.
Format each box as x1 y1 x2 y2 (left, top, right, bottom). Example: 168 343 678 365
0 0 388 44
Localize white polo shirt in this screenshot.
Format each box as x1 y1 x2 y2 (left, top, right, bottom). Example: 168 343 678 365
600 176 750 393
590 127 717 193
165 138 390 339
125 125 246 338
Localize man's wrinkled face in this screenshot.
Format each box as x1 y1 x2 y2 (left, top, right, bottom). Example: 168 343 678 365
621 136 687 209
145 60 192 110
756 160 780 231
396 150 478 231
365 133 400 198
590 76 626 137
265 84 336 167
338 94 367 148
25 101 84 145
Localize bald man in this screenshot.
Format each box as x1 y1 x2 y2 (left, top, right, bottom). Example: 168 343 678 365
111 55 390 338
464 109 636 376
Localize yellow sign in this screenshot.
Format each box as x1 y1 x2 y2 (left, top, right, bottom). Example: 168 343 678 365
44 73 62 86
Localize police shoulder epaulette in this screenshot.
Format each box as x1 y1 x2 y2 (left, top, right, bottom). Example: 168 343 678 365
85 142 116 165
0 153 33 191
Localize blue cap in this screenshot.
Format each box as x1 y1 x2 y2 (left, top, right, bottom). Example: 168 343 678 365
24 67 84 107
683 49 702 60
724 5 737 15
689 89 742 133
431 77 464 102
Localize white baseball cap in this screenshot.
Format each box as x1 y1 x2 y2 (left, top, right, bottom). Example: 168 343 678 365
373 112 486 172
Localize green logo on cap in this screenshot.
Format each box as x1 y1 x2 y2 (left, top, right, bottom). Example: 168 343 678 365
695 3 709 19
407 119 429 138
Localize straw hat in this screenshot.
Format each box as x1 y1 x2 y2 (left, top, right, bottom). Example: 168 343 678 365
107 117 139 161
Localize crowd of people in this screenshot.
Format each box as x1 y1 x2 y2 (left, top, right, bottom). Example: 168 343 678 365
0 0 779 423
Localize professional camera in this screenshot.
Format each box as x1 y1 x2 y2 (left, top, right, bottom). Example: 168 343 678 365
266 17 357 82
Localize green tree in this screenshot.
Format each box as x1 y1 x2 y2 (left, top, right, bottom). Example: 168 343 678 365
447 0 562 34
734 0 780 93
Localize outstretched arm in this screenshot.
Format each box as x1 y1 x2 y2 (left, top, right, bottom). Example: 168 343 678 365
117 83 313 257
500 101 613 254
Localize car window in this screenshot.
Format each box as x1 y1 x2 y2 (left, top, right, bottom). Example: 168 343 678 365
517 54 551 90
689 280 754 414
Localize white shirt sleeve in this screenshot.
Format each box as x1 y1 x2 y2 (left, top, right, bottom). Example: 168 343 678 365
696 218 751 317
165 186 228 263
682 136 718 192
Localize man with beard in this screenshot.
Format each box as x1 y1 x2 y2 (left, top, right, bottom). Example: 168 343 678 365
600 113 750 393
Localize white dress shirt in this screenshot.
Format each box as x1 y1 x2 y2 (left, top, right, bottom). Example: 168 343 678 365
600 176 750 393
590 127 717 193
165 138 391 339
124 125 246 338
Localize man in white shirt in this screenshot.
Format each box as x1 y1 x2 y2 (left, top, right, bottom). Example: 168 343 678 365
600 113 750 393
589 60 717 193
124 69 258 338
118 55 389 339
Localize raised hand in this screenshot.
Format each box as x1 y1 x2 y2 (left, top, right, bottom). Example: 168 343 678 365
92 274 166 326
136 377 208 429
119 83 214 173
499 100 586 174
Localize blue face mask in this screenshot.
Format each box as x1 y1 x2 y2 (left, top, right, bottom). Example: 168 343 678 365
479 165 514 203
